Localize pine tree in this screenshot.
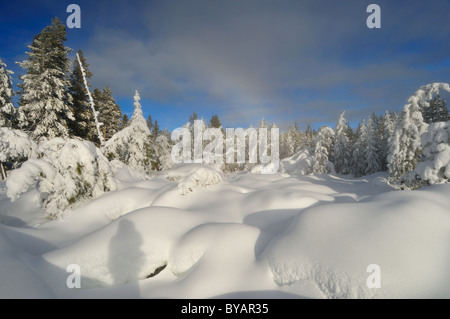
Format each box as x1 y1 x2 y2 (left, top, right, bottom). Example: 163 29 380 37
152 119 161 137
301 124 316 149
333 111 352 174
411 121 450 186
17 17 74 141
209 114 222 128
95 86 123 141
0 58 16 128
147 115 153 133
67 50 98 142
310 126 334 174
121 114 129 129
380 111 396 171
365 117 381 175
103 90 155 172
388 83 450 185
351 119 368 177
189 112 198 126
153 134 173 171
422 94 449 124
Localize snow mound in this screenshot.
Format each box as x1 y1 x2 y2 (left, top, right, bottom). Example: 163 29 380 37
250 161 280 174
279 149 313 175
36 207 201 294
175 165 223 195
109 160 150 185
167 222 265 298
265 184 450 298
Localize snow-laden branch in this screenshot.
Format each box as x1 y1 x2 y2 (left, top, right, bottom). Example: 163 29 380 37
76 53 104 146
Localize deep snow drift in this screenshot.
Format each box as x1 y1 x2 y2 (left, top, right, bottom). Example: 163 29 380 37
0 164 449 299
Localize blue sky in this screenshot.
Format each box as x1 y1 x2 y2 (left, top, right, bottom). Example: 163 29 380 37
0 0 449 131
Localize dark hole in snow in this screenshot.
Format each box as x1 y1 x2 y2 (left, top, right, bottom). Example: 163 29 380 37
146 264 167 278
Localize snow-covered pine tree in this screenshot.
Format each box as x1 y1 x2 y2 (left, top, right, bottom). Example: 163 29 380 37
291 122 302 153
96 86 123 141
154 134 173 171
0 58 16 128
17 17 74 141
351 118 368 177
301 124 316 149
379 111 396 171
422 94 449 124
388 83 450 186
410 121 450 186
365 116 381 175
6 138 116 218
281 123 301 158
333 111 352 174
310 126 334 174
103 90 155 172
279 130 291 159
67 50 98 143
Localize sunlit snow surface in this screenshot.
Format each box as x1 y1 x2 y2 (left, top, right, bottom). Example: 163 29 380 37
0 164 449 299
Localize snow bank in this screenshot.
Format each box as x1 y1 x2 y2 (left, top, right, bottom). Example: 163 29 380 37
168 164 223 195
35 207 202 294
265 184 450 298
1 164 449 299
279 149 313 175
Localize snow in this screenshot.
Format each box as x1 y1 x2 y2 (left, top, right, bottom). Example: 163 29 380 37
0 127 37 162
0 163 449 298
412 121 450 184
279 148 313 175
6 138 116 219
103 91 154 172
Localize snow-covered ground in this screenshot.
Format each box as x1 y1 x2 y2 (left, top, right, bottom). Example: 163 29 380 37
0 164 449 299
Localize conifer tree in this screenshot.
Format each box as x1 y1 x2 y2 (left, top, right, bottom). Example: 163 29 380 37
352 118 368 177
103 90 155 172
388 83 450 185
422 94 449 124
310 126 334 174
365 117 381 175
0 58 16 128
17 17 74 141
121 114 129 129
67 49 97 142
333 111 352 174
209 114 222 129
96 86 122 141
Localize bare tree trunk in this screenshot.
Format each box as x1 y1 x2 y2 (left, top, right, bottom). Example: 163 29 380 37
0 162 6 180
77 52 104 146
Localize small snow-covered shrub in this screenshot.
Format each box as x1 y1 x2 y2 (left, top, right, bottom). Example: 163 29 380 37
6 138 117 218
176 166 223 195
0 127 37 164
279 149 313 175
